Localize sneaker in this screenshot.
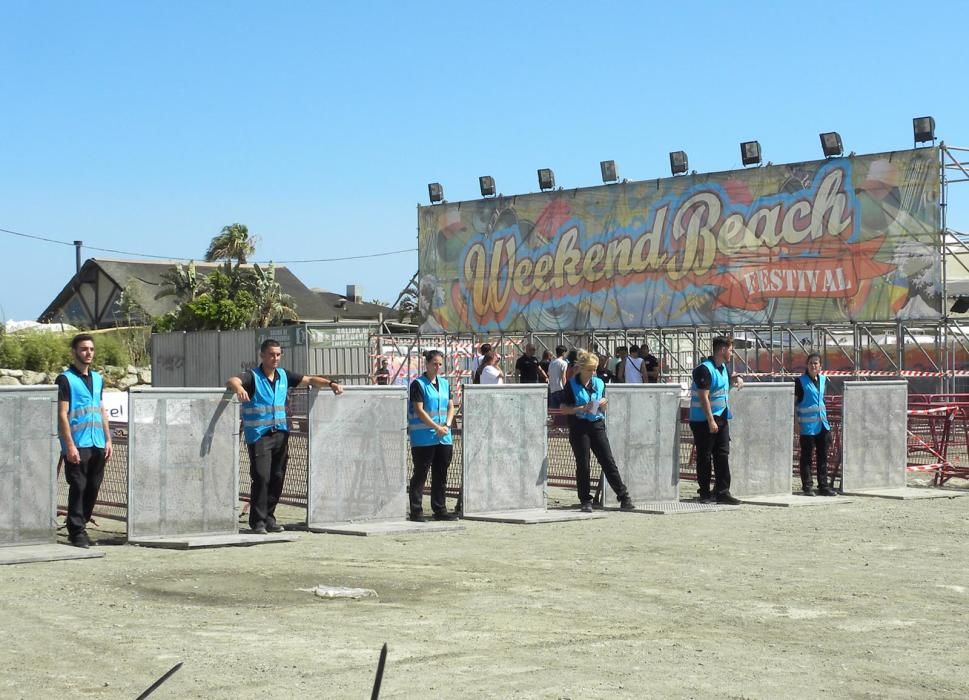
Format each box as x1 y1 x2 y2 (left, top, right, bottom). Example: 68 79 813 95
580 501 593 513
69 531 91 549
432 511 459 521
408 512 428 523
619 497 636 511
251 523 268 535
697 493 715 504
817 486 838 497
801 487 817 497
266 522 285 533
716 492 741 505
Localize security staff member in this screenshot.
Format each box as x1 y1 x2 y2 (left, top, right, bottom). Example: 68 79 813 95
689 336 743 505
560 350 635 513
56 333 113 548
408 350 459 521
795 354 837 496
227 339 343 534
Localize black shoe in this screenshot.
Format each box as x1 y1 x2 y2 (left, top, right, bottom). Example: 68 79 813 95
433 511 459 521
408 512 428 523
266 522 285 533
801 487 816 497
251 523 268 535
580 501 593 513
697 493 715 504
817 486 838 497
69 531 91 549
619 497 636 511
716 492 741 505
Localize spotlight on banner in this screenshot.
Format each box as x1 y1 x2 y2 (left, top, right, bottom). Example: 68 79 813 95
669 151 689 176
740 141 762 167
913 116 936 145
427 182 443 204
600 160 618 183
537 168 555 191
820 132 843 158
479 176 496 197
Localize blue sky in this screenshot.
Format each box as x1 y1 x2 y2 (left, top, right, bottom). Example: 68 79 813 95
1 1 967 321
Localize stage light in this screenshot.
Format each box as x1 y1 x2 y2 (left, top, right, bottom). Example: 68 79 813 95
669 151 688 175
820 132 843 157
479 176 496 197
537 168 555 191
913 116 936 144
740 141 762 167
600 160 618 183
427 182 443 204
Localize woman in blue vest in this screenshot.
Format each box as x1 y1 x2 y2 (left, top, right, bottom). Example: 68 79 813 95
227 339 343 534
56 333 113 548
560 350 635 512
408 350 459 521
689 336 743 505
795 353 837 496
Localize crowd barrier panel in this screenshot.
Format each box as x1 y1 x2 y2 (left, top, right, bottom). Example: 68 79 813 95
841 381 908 492
726 383 797 499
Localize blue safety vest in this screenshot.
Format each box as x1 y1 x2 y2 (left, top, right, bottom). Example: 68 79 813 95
569 375 605 422
408 375 452 447
797 374 830 436
241 367 288 444
59 369 106 453
689 359 733 422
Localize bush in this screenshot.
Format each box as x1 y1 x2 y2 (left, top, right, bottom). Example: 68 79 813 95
94 333 130 368
18 333 71 372
0 336 25 369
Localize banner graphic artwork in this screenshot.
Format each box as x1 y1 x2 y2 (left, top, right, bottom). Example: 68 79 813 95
418 148 941 332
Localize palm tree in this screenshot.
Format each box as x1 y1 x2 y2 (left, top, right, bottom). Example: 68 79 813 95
205 223 257 264
249 263 298 327
155 261 201 301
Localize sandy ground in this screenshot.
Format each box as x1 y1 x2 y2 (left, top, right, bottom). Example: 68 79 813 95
4 484 969 700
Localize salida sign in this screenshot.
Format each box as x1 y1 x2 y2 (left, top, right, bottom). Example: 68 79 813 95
418 148 941 332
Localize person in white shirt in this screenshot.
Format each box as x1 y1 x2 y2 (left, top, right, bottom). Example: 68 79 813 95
547 345 569 407
622 345 646 384
468 342 491 383
476 351 504 385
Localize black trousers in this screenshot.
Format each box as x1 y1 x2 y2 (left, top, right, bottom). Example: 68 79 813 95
410 443 453 515
247 430 289 529
64 447 106 536
569 419 629 504
799 428 830 489
690 416 731 496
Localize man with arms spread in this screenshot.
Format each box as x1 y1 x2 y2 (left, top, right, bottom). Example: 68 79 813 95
56 334 113 548
227 339 343 534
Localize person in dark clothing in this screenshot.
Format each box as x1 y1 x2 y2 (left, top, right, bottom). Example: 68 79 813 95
642 346 660 383
539 350 553 381
560 349 636 513
595 353 616 383
515 344 548 383
689 336 743 505
407 350 459 521
227 339 343 534
56 333 113 548
795 353 838 496
374 358 391 385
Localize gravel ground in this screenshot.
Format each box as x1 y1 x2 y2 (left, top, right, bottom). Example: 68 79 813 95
3 484 969 699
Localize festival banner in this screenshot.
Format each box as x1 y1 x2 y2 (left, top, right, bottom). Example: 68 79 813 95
418 148 942 333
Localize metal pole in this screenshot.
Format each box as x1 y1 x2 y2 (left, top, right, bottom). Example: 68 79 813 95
73 240 83 272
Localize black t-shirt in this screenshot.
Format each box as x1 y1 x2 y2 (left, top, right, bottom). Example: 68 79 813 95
692 356 730 390
55 366 102 403
643 353 659 383
409 376 451 404
793 373 821 403
375 368 390 385
596 368 615 384
239 367 304 397
515 354 542 383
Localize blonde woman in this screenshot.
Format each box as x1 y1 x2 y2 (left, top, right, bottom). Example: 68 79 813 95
559 350 635 512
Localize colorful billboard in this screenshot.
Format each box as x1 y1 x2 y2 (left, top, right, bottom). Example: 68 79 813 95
418 148 941 332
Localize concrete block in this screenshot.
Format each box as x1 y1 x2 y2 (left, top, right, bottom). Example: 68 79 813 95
636 501 740 514
306 386 409 528
728 383 795 499
842 487 965 500
740 494 853 507
128 532 298 549
0 387 58 547
841 381 907 492
600 385 681 506
461 385 548 516
0 543 104 565
461 508 606 524
307 521 465 536
127 388 240 541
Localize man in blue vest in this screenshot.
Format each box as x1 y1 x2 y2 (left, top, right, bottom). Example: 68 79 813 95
689 336 743 505
56 333 113 548
795 353 837 496
227 339 343 534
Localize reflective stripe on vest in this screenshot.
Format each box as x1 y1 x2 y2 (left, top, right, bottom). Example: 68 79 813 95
242 368 289 444
408 374 452 447
689 359 733 421
569 375 604 422
60 370 106 453
797 373 830 436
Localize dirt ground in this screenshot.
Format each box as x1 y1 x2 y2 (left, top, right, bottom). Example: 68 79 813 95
4 482 969 700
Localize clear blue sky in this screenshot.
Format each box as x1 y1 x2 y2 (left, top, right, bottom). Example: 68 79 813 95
1 0 967 321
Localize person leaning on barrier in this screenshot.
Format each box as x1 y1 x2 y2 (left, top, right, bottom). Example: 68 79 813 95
689 336 743 505
408 350 459 521
56 333 113 548
227 339 343 534
795 353 838 497
560 349 636 513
